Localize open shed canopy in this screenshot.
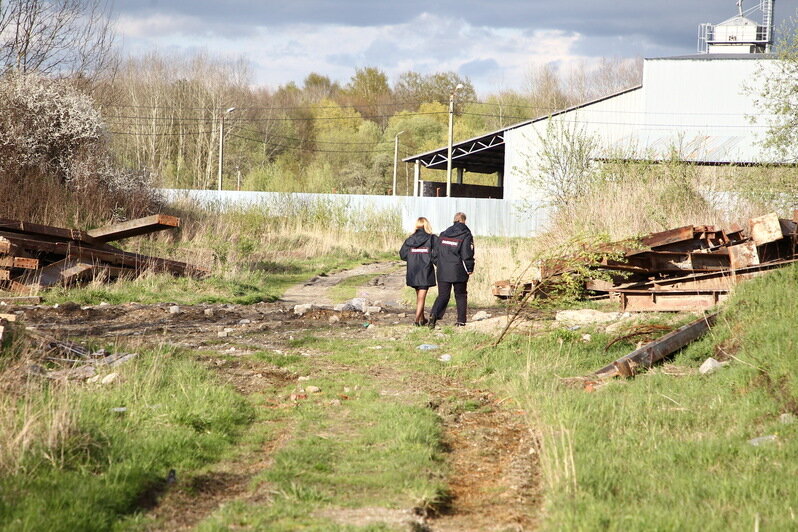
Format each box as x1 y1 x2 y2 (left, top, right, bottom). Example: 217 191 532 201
402 126 523 175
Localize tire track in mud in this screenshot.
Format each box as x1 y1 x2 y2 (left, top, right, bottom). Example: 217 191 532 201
16 263 540 530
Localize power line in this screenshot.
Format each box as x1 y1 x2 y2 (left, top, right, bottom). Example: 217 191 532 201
103 111 447 123
99 99 429 112
230 133 390 154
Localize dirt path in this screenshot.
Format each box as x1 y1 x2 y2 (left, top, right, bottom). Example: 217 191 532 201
281 261 407 307
16 264 539 530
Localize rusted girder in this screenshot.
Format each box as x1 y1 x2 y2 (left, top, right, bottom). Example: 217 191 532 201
593 312 718 378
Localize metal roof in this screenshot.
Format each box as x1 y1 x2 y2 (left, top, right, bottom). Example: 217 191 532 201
403 85 643 174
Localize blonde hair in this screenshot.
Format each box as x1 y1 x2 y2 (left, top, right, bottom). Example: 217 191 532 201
415 217 433 234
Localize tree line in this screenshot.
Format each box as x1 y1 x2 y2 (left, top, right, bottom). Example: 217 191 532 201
98 54 643 195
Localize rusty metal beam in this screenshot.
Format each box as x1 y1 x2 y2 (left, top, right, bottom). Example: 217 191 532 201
87 214 180 242
0 218 102 246
593 313 718 378
620 290 728 312
0 231 206 278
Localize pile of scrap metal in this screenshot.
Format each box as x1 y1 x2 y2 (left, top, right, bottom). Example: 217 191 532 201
0 215 208 294
590 212 798 312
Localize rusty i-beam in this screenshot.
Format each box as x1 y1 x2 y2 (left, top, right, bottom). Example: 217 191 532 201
593 312 719 378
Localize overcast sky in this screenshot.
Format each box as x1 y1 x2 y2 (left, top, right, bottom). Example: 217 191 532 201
114 0 798 94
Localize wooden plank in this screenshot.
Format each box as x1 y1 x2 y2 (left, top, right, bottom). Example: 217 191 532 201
15 259 96 289
7 280 35 295
87 214 180 242
0 218 102 246
0 256 39 269
66 246 208 278
0 313 17 322
0 269 9 281
593 313 719 378
0 296 41 304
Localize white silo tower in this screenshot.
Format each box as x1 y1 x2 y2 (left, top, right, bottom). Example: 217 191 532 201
698 0 775 53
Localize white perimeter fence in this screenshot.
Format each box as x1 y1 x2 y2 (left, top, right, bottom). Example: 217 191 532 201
160 189 550 238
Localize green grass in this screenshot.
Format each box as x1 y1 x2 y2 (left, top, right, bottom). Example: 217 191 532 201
197 366 448 531
0 348 254 531
42 254 393 306
390 265 798 531
271 264 798 530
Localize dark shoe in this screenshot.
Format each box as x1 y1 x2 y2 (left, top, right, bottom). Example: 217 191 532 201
413 318 429 327
454 322 466 327
428 317 437 329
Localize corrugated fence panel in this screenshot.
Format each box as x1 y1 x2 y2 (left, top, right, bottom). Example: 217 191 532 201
160 189 548 237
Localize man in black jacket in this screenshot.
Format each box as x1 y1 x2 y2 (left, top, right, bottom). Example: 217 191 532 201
429 212 474 328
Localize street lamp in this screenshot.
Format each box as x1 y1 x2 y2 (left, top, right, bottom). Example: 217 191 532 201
446 84 464 197
217 107 236 191
392 130 405 196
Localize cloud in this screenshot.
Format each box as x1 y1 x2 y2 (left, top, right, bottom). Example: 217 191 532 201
114 0 798 50
112 2 798 94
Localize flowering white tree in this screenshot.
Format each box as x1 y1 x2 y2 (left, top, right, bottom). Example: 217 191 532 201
0 72 155 202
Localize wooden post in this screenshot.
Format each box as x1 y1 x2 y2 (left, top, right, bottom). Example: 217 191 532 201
414 161 421 197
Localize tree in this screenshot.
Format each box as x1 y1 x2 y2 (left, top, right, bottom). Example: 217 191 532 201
346 67 390 103
756 24 798 163
342 67 392 126
566 57 643 102
303 73 339 102
518 117 601 208
393 71 476 112
0 0 116 79
0 71 102 183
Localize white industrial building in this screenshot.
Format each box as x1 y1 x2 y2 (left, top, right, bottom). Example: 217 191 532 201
405 0 785 206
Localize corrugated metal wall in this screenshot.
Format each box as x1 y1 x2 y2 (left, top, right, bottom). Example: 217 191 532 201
160 189 548 237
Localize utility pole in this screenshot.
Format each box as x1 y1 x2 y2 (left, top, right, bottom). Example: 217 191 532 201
392 131 405 196
217 107 236 191
446 84 464 197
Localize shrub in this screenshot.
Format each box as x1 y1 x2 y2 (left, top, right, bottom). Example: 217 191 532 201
0 72 159 227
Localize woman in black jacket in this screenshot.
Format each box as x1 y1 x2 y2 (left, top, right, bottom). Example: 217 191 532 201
399 217 437 326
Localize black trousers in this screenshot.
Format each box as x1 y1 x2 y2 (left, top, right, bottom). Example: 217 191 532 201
430 280 468 323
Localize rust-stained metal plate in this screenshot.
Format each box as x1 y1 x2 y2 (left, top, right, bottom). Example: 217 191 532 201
620 290 728 312
749 213 783 245
727 241 759 270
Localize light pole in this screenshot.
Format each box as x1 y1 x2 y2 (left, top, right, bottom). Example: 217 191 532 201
446 84 464 197
392 130 405 196
217 107 236 191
